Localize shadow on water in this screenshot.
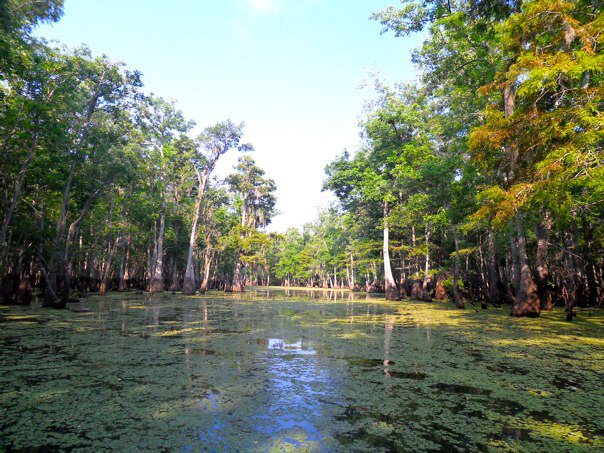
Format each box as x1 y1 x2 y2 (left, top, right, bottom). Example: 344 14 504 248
0 289 602 451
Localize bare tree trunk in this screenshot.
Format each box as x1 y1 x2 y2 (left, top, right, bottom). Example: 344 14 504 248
383 202 399 301
99 254 110 295
411 225 418 273
453 227 464 309
183 170 211 295
399 255 407 298
44 162 75 307
332 264 337 289
512 216 540 317
169 257 180 292
477 236 488 308
146 241 154 291
150 193 166 293
229 255 245 292
563 230 579 321
61 189 100 302
61 224 77 302
118 245 129 291
509 233 520 303
582 214 600 307
486 230 503 306
0 133 38 281
350 253 356 290
199 242 214 293
421 227 431 300
535 214 553 310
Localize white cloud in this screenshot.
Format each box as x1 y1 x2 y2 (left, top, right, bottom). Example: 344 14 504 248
244 0 321 16
247 0 279 13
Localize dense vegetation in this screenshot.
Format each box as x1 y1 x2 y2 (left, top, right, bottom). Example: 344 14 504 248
0 0 602 320
0 0 279 307
322 0 603 318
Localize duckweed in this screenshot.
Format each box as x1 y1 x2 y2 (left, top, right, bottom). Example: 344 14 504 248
0 288 602 451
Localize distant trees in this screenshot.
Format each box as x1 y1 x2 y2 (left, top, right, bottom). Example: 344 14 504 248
225 155 276 292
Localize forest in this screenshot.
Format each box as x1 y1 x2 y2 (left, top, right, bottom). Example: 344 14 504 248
1 1 603 451
0 0 602 319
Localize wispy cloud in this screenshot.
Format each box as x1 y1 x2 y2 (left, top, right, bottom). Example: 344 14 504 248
247 0 280 14
244 0 321 15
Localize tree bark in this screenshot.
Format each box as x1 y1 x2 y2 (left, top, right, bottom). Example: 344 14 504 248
399 255 407 298
534 214 553 310
422 227 431 301
182 169 211 295
453 227 464 308
563 230 579 321
169 257 180 292
582 214 599 307
512 216 540 317
61 188 100 301
383 202 400 301
44 162 75 307
118 245 129 291
0 132 38 281
486 230 503 306
150 192 166 293
199 238 214 293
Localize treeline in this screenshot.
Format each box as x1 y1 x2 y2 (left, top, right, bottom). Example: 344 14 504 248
319 0 603 318
0 1 278 307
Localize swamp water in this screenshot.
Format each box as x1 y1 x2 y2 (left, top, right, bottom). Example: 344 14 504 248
1 289 602 451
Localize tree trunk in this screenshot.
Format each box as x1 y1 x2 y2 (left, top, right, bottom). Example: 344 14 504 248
509 233 520 303
512 216 540 317
422 227 431 300
0 133 38 282
37 256 62 308
99 238 116 296
183 170 211 295
383 202 399 301
61 189 100 301
349 254 357 291
169 257 180 292
534 215 553 310
453 227 464 309
399 255 407 298
44 162 75 307
435 275 447 301
582 215 599 307
477 236 488 308
563 230 579 321
60 223 77 302
200 242 214 293
486 230 503 306
411 225 419 273
150 192 166 293
229 253 245 292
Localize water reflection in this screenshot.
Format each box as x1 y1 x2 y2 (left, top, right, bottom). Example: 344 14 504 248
252 337 328 448
244 286 382 302
267 338 314 355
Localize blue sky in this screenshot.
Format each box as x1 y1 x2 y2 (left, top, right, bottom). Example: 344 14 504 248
36 0 421 231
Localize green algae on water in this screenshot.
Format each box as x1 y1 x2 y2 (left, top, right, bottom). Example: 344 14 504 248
0 289 602 451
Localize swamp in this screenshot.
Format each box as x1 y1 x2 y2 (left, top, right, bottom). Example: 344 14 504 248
1 1 603 450
1 288 603 451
